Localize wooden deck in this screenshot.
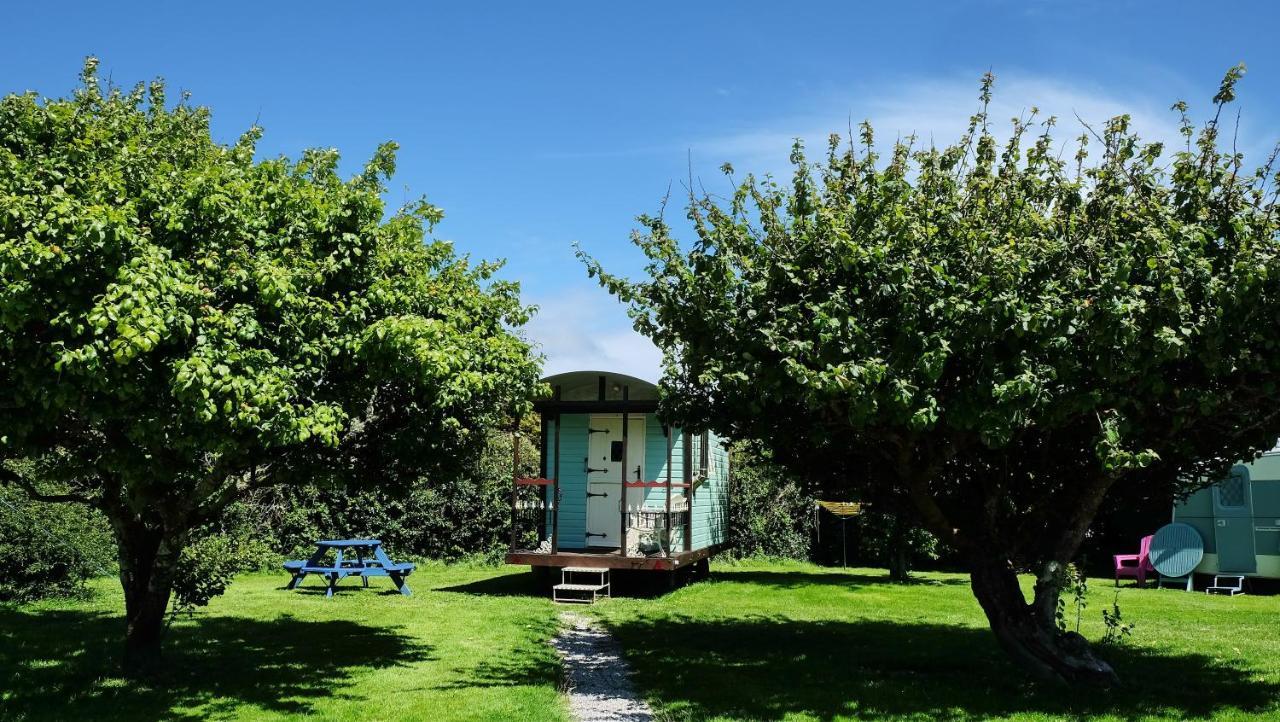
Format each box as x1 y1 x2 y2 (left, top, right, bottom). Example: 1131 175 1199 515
506 543 725 572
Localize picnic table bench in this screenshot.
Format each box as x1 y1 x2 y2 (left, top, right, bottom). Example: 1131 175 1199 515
283 539 414 597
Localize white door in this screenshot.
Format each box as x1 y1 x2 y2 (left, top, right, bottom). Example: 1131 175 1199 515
585 414 645 548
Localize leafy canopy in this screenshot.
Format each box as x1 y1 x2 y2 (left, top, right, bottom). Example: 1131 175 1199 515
0 57 541 524
585 66 1280 556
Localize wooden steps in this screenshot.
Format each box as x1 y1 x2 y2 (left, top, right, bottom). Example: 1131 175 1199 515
553 567 610 604
1206 575 1245 595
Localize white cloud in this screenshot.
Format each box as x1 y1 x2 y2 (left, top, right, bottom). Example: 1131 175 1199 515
520 70 1276 386
685 72 1191 176
523 285 661 382
538 70 1274 172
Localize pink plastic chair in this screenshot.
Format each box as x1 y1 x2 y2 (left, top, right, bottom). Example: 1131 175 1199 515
1113 534 1155 587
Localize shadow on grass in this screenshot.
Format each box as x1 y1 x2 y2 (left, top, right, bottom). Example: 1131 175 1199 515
436 566 956 601
715 569 969 591
0 608 434 721
286 581 409 597
437 570 549 598
440 568 719 600
607 614 1280 721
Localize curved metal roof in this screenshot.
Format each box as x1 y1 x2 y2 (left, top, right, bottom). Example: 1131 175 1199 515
540 370 659 402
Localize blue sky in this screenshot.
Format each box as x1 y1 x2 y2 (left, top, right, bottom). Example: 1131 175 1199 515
5 1 1278 381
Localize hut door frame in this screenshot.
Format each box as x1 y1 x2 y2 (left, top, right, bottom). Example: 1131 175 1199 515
585 414 645 548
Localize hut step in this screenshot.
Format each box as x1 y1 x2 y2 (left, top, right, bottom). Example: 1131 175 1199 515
1206 575 1245 596
553 568 611 604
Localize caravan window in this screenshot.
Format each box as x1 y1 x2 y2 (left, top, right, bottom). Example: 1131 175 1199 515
1217 470 1248 509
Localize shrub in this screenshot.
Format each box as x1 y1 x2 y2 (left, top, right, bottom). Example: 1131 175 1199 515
845 507 939 580
230 427 534 563
169 533 266 619
0 488 115 601
726 445 815 560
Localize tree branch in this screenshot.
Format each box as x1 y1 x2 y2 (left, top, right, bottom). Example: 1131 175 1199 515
892 441 966 550
0 464 96 507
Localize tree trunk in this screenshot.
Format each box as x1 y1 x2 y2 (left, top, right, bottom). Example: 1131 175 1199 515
115 518 184 676
886 514 910 582
968 556 1119 687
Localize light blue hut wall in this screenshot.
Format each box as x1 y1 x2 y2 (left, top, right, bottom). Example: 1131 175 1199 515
551 413 589 549
1250 454 1280 516
691 432 730 550
537 412 730 553
709 433 730 545
639 417 688 548
542 414 686 550
642 416 683 502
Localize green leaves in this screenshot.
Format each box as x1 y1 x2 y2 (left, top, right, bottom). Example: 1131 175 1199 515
1095 412 1160 473
586 66 1280 568
0 58 542 527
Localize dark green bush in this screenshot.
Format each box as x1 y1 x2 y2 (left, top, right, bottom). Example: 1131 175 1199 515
225 428 535 563
0 426 533 606
169 534 255 618
726 445 816 560
727 445 942 577
0 488 115 601
843 506 939 579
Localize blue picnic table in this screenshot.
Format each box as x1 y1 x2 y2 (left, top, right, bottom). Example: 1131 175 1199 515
283 539 414 597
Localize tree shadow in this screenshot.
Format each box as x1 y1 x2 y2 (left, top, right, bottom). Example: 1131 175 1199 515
0 607 434 721
436 567 961 602
437 571 549 598
716 569 968 591
286 580 408 597
436 568 701 599
606 614 1280 721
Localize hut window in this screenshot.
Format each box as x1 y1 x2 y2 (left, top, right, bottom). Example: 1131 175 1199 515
699 431 709 478
610 440 624 462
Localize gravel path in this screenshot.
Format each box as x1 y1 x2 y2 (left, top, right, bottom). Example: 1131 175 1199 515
551 612 654 722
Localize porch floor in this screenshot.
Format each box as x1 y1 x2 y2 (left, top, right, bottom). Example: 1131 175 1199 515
506 544 723 572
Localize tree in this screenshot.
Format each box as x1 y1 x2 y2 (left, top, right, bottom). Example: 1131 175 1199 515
583 66 1280 685
847 501 938 582
0 59 542 673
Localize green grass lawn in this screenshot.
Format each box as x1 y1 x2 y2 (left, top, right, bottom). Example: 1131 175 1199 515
2 560 1279 721
0 564 568 721
595 560 1280 721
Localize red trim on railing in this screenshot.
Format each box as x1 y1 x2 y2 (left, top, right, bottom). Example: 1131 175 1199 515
514 477 555 486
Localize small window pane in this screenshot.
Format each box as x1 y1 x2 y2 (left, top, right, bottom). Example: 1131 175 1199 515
1218 472 1247 508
